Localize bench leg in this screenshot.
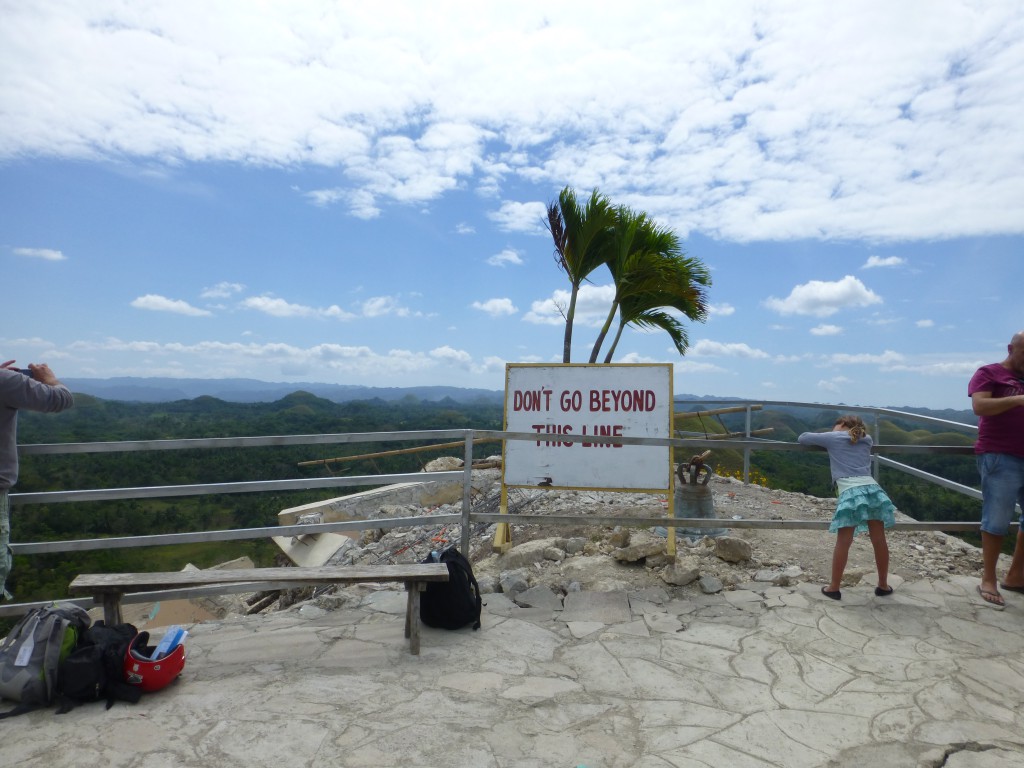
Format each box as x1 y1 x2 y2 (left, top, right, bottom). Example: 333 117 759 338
405 581 424 655
101 593 124 626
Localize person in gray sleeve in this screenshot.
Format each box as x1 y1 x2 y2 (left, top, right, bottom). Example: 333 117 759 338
799 414 896 600
0 359 74 600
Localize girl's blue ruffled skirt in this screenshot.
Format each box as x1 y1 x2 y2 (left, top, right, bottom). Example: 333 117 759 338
830 484 896 534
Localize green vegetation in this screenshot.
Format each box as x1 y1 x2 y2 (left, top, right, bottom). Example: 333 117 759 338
11 392 503 603
10 393 984 607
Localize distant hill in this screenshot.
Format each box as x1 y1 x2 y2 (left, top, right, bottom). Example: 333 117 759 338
61 377 506 405
58 377 977 424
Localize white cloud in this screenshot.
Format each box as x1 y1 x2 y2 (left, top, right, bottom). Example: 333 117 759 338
523 284 616 328
14 247 65 261
455 222 475 235
62 337 478 381
863 255 906 269
361 295 413 318
764 276 882 318
430 345 472 366
305 189 345 207
810 324 843 336
322 305 358 320
707 303 735 317
488 201 548 234
688 339 770 359
131 294 211 317
201 282 245 299
817 378 848 394
241 296 317 318
886 360 984 376
828 350 905 366
487 248 524 267
674 360 728 374
916 319 934 328
2 4 1023 242
471 298 518 317
238 296 358 320
614 351 662 364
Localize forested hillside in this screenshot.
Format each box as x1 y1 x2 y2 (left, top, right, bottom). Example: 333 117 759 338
11 392 504 602
9 392 980 604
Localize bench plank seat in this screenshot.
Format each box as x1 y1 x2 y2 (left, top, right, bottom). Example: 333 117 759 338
69 564 450 655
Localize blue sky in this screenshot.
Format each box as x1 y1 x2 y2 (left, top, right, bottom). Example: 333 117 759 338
2 1 1022 410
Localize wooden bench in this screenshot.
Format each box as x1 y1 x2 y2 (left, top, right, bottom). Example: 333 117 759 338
69 564 450 655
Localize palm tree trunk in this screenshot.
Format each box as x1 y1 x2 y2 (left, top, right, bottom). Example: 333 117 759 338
563 283 580 363
603 321 627 363
589 301 619 363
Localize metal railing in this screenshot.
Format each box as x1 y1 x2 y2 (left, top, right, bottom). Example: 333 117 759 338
0 400 986 618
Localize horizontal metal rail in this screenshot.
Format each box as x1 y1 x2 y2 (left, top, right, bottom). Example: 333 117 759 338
11 513 463 555
471 512 1008 533
877 456 982 500
674 399 978 433
16 429 471 455
10 471 463 505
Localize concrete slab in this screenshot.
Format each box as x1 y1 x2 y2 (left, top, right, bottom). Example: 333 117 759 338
4 576 1024 768
559 589 631 623
273 532 357 567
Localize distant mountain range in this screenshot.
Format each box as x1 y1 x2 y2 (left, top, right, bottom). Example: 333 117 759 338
62 376 507 405
59 376 976 424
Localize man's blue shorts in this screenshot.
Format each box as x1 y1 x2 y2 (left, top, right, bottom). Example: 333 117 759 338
978 453 1024 536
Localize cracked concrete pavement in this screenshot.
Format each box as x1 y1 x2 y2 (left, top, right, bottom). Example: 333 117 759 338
4 571 1024 768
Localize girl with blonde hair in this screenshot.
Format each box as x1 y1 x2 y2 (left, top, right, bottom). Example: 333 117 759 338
798 414 896 599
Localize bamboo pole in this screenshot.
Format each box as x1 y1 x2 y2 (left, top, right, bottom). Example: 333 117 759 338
297 437 500 467
679 428 775 440
674 405 763 418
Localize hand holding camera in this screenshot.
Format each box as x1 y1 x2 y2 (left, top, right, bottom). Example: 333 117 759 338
2 361 60 386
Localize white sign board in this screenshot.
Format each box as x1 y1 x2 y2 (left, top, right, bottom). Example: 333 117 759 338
503 363 673 491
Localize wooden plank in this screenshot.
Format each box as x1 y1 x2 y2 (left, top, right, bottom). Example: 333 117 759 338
404 581 428 655
69 564 449 594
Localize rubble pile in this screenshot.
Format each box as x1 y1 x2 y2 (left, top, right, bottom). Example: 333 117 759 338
289 470 984 612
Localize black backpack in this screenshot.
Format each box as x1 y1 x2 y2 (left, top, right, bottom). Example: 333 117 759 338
420 546 482 630
53 621 142 714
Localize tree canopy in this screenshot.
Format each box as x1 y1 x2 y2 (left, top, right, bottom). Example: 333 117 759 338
546 186 710 363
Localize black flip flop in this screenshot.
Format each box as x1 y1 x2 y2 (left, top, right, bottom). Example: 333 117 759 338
999 583 1024 594
977 585 1006 608
821 586 841 600
875 586 894 596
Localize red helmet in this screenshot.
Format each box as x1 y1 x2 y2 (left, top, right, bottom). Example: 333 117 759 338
124 632 186 692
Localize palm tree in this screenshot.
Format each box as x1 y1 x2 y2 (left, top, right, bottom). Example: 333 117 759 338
588 207 688 363
547 187 616 363
601 252 711 363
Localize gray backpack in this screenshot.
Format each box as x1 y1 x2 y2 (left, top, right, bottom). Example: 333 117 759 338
0 603 91 709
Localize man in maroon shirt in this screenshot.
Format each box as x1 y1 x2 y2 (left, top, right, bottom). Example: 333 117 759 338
968 331 1024 607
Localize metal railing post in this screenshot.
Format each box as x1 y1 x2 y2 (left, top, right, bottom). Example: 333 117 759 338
461 429 474 555
743 405 752 484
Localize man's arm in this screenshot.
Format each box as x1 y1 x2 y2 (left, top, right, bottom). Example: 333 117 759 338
972 390 1024 417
